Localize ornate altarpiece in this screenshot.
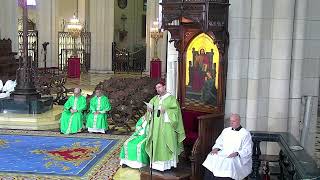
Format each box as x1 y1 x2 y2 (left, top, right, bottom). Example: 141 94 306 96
161 0 230 179
161 0 229 114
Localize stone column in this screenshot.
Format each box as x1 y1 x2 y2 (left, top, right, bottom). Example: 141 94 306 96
145 0 157 74
226 0 252 125
246 0 274 131
0 0 18 51
51 0 59 67
160 31 168 77
166 32 178 97
267 0 295 132
38 0 57 68
245 0 262 131
89 0 114 73
301 0 320 155
78 0 86 25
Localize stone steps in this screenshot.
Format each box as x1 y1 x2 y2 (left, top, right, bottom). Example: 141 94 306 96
0 105 62 130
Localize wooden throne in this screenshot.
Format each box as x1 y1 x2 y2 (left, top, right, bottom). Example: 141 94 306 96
161 0 230 179
0 39 18 82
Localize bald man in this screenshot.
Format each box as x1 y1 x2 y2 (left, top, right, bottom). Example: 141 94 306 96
202 114 253 180
60 88 87 134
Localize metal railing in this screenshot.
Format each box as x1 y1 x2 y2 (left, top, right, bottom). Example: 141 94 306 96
58 32 91 71
112 42 146 74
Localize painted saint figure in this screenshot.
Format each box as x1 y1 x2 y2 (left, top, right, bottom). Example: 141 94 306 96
192 49 210 92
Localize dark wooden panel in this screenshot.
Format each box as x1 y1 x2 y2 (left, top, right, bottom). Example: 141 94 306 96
190 113 224 179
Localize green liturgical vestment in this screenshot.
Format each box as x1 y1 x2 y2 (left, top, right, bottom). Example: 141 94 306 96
119 115 149 168
145 93 186 171
86 95 111 133
60 95 87 134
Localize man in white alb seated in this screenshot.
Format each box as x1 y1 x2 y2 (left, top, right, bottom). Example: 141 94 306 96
202 113 253 180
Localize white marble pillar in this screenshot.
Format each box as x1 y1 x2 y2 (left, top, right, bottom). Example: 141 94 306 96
245 0 263 131
0 0 18 51
50 0 59 67
38 0 57 67
160 31 168 77
89 0 114 73
288 0 307 140
267 0 295 132
78 0 86 26
145 0 157 73
226 0 252 125
166 32 178 97
301 0 320 155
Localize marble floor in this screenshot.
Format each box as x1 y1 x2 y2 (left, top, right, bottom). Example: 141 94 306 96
113 167 141 180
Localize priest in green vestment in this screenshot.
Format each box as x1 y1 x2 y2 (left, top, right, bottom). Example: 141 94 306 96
86 88 111 133
145 81 186 171
120 114 149 168
60 88 87 134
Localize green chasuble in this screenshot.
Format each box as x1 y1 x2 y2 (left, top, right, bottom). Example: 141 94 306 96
145 93 185 171
60 95 87 134
86 95 111 132
119 115 149 168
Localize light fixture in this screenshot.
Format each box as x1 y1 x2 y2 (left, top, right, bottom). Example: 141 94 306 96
18 0 36 7
66 14 83 39
27 0 36 6
150 19 163 59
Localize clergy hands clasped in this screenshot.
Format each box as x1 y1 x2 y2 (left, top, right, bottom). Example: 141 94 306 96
227 152 239 158
147 107 153 112
210 148 220 155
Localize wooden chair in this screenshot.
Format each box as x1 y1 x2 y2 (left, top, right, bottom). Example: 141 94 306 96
0 39 18 81
190 113 224 180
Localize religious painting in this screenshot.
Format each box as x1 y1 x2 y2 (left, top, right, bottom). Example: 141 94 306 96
185 33 219 112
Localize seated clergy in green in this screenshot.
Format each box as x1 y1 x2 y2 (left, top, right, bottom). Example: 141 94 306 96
60 88 87 134
86 88 111 133
120 114 149 168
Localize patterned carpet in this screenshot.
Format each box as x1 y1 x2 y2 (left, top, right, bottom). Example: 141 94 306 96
0 129 129 180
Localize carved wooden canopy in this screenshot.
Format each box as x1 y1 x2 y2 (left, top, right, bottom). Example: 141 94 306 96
161 0 229 52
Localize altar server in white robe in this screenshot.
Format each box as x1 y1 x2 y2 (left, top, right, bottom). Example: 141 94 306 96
202 113 252 180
